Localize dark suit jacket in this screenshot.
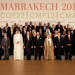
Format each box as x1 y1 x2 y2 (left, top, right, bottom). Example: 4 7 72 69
55 36 63 48
0 36 1 45
24 36 33 49
66 28 71 34
4 27 10 37
36 25 44 32
34 36 43 48
27 25 34 31
55 25 63 35
64 35 73 45
1 37 10 49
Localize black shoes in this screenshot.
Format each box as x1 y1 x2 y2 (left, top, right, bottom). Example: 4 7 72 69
3 58 9 60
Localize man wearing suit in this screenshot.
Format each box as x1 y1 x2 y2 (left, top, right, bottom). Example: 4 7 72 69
24 31 33 60
46 22 52 33
27 21 34 31
0 35 2 60
55 22 63 35
4 23 10 37
64 31 73 60
2 33 10 60
9 28 14 55
66 24 71 34
55 32 63 60
36 22 44 32
34 32 43 60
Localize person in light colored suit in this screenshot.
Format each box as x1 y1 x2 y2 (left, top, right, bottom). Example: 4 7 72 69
44 33 54 60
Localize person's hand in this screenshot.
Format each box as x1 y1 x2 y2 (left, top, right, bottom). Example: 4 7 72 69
16 41 20 44
55 46 57 48
2 47 3 49
34 46 36 48
24 46 25 49
61 46 63 48
31 46 33 48
67 44 71 46
40 46 43 48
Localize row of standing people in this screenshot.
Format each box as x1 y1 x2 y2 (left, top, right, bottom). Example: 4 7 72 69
0 30 74 60
0 21 75 60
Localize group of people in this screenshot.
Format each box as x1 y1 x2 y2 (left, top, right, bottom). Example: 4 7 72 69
0 21 75 60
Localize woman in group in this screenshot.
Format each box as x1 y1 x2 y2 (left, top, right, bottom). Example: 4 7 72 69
44 33 54 60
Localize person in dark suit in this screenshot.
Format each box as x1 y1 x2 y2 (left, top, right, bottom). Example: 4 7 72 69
34 32 43 60
55 32 63 60
46 22 52 33
23 22 28 29
19 25 23 35
13 23 20 34
2 33 10 60
55 22 63 35
64 31 73 60
36 22 44 32
23 27 27 41
27 21 34 31
24 31 33 60
4 23 10 37
66 24 71 34
9 27 14 55
0 35 2 60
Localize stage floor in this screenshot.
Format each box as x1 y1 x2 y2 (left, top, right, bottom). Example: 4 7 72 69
0 60 75 75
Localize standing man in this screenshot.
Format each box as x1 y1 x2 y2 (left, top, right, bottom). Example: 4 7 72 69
2 33 10 60
55 32 63 60
0 35 2 60
34 32 43 60
64 31 73 60
14 29 24 60
24 31 33 60
55 22 63 35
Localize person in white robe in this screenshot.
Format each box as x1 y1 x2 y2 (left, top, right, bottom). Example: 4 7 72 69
13 29 24 60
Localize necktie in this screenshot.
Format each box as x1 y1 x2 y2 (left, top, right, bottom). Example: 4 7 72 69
68 36 70 41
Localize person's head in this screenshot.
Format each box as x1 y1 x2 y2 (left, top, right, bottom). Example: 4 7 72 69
36 32 40 36
64 26 66 29
23 27 26 31
68 31 70 35
47 34 51 39
4 33 7 37
71 26 73 30
58 32 61 36
63 31 66 35
30 21 32 25
16 29 20 34
57 22 61 25
52 24 55 28
29 27 32 31
39 28 42 32
20 25 23 29
34 22 36 26
32 30 36 37
25 22 28 26
39 22 42 26
44 23 46 26
67 24 70 28
27 31 30 36
47 22 50 26
6 23 8 27
11 27 13 32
